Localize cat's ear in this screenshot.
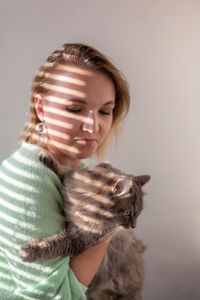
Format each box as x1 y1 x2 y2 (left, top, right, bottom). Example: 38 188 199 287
135 175 151 186
113 178 132 196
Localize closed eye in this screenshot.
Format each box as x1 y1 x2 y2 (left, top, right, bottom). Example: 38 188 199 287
66 108 82 113
99 110 112 115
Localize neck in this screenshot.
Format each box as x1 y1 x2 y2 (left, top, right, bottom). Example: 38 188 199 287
40 139 80 169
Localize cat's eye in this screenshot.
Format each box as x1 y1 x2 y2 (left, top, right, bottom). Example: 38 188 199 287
124 210 131 218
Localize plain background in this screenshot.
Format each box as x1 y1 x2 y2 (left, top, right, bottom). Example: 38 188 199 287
0 0 200 299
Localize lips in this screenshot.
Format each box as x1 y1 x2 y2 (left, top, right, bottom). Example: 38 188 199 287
75 138 98 146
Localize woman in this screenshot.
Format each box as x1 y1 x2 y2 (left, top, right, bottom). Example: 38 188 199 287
0 43 130 299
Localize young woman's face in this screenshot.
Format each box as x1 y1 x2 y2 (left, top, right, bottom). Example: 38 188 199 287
37 64 116 168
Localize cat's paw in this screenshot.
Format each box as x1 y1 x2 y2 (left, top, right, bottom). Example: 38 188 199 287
19 240 43 263
39 151 54 168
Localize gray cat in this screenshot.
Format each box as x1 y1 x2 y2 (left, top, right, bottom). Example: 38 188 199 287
19 151 150 300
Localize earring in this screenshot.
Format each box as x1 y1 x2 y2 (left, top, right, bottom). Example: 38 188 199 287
35 121 47 146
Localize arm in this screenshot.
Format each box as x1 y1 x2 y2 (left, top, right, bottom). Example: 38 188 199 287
70 236 112 287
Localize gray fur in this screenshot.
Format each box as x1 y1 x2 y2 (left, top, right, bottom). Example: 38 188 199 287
19 150 150 299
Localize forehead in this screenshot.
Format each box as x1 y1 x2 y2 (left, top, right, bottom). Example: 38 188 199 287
43 64 116 105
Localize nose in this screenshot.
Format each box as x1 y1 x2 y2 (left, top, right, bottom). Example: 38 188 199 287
82 110 99 134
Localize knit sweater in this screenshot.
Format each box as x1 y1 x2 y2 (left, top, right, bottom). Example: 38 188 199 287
0 142 87 300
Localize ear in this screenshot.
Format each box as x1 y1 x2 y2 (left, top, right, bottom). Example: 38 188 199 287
113 178 132 196
136 175 151 186
34 94 45 121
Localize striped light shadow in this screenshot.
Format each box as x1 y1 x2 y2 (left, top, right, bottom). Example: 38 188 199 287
13 149 42 168
83 203 114 218
0 170 37 192
15 285 57 300
45 104 97 125
70 196 114 219
0 270 12 281
44 95 70 105
54 64 93 76
38 64 114 105
0 155 54 235
44 115 73 129
5 252 45 283
37 82 86 98
15 291 42 300
37 71 86 86
46 139 80 154
0 282 14 294
0 210 36 231
71 186 111 205
15 63 115 168
0 223 33 242
0 235 19 250
62 166 122 233
74 209 102 225
1 250 53 273
0 185 35 204
2 160 41 180
0 261 61 299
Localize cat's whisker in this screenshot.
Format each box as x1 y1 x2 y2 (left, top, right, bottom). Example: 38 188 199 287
97 225 121 242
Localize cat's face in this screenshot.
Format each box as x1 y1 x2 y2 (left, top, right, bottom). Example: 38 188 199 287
63 162 150 235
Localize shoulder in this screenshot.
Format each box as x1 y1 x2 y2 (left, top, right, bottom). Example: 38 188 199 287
0 142 63 211
1 142 61 186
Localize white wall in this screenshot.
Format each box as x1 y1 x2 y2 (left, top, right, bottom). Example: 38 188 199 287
0 1 200 299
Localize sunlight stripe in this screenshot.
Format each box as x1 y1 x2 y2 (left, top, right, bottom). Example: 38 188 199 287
47 128 70 140
0 282 11 292
0 197 36 217
0 260 10 270
45 95 69 105
2 250 52 273
84 203 114 218
48 140 79 154
15 291 39 300
3 160 40 180
0 272 13 281
0 185 34 204
45 106 95 123
0 236 19 250
0 224 32 242
13 151 41 168
6 257 44 283
42 83 86 98
0 170 36 192
0 211 36 231
37 71 86 86
55 64 92 76
45 116 73 128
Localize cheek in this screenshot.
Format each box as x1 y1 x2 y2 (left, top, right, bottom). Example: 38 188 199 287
45 113 81 140
100 118 113 136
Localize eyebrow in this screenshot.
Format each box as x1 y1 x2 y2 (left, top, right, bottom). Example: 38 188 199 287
69 99 115 106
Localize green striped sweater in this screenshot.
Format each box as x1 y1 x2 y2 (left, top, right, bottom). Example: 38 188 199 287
0 142 87 300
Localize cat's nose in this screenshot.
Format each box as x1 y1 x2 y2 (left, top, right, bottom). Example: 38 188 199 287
131 218 136 228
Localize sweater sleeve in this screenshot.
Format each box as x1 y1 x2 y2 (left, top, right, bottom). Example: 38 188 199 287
0 143 87 300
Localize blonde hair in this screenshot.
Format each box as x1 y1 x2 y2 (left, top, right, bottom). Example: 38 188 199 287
20 43 130 159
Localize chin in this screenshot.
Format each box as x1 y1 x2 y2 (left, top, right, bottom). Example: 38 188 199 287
76 149 96 159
